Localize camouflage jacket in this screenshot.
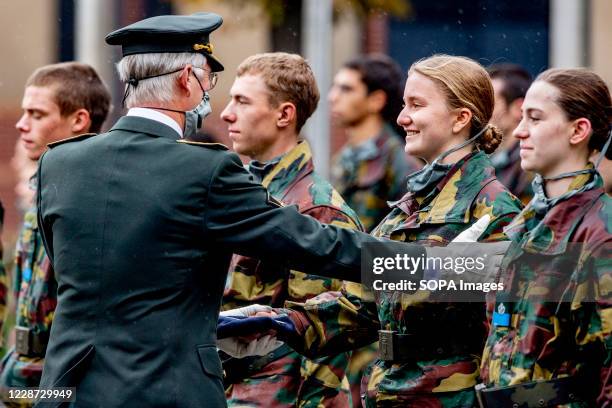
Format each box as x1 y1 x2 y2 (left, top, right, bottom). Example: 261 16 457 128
331 125 421 232
480 172 612 407
490 142 534 204
0 201 6 342
0 187 57 391
285 151 523 407
222 141 363 407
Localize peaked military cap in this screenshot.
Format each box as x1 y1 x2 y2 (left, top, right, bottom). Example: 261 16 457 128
105 13 224 72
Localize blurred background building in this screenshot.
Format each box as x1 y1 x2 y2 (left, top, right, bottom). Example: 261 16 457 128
1 0 611 249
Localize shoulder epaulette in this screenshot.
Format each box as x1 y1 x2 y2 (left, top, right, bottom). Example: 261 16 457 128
177 140 228 150
47 133 97 148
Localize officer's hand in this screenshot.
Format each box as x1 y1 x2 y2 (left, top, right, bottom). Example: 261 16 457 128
451 215 491 243
220 304 272 318
217 335 283 359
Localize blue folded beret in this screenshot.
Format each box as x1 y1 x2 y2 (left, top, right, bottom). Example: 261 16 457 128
217 315 296 340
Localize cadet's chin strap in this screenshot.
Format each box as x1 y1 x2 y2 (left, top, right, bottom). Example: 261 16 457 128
540 128 612 183
531 129 612 217
121 68 184 107
593 128 612 168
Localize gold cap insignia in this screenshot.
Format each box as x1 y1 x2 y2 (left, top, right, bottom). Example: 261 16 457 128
193 43 213 53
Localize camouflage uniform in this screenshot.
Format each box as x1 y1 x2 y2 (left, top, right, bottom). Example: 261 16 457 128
490 142 534 204
0 202 7 343
284 151 523 407
0 181 56 407
480 172 612 407
331 125 421 232
331 125 418 407
222 140 363 407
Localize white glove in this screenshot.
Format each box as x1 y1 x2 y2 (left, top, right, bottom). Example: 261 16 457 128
451 215 491 243
220 304 272 318
217 335 284 358
425 214 510 282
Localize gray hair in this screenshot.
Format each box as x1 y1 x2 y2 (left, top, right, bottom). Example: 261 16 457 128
117 52 206 108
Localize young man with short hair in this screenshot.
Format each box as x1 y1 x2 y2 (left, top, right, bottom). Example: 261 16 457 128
0 62 110 405
220 52 363 407
328 54 421 233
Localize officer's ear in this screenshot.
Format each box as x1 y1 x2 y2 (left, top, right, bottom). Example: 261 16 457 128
276 102 296 130
177 65 192 95
70 108 92 134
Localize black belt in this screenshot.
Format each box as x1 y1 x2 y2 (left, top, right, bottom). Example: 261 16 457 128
221 344 293 386
476 376 588 408
378 330 478 362
15 326 48 357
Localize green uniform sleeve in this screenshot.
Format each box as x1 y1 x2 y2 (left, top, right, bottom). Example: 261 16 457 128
204 153 426 282
282 281 379 359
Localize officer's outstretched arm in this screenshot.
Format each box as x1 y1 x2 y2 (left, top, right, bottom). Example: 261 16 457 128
204 153 427 282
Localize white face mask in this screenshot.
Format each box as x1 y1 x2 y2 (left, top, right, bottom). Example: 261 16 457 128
183 91 212 139
125 67 213 138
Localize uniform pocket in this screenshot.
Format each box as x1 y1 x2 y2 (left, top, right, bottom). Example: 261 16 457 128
196 345 223 380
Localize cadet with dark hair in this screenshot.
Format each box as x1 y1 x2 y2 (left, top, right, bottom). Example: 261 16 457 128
479 68 612 407
329 54 421 232
0 62 110 407
488 63 534 203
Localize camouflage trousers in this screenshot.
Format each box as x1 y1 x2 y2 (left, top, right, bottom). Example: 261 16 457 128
226 350 352 408
346 343 377 408
0 349 43 408
362 359 478 408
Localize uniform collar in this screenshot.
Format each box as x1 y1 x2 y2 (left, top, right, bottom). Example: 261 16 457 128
504 172 604 254
339 124 396 164
390 151 496 225
127 107 183 137
109 115 181 140
248 141 314 191
490 141 520 170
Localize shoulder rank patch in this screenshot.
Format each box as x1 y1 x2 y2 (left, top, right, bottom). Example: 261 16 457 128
47 133 97 148
177 140 228 150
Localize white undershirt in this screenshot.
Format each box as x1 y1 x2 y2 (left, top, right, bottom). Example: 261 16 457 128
127 107 183 138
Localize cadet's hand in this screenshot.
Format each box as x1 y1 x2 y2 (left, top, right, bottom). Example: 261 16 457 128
220 304 272 318
217 335 283 359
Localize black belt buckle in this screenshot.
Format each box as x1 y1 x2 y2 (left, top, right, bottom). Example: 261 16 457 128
15 326 31 356
378 330 396 361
